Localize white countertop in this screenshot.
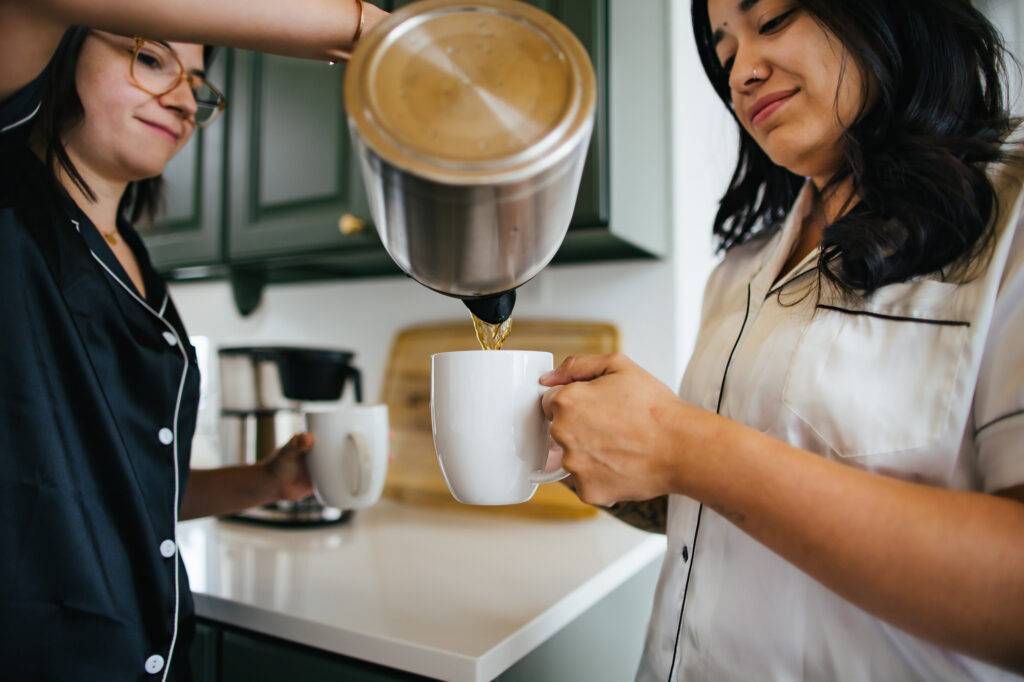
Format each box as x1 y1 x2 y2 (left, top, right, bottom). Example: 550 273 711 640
178 499 666 682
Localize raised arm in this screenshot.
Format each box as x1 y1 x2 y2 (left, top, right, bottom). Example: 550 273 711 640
0 0 386 101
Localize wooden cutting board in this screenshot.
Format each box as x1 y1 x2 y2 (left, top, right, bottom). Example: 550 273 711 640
381 319 619 519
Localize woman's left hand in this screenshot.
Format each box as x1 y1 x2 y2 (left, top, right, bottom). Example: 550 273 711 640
540 354 693 507
261 433 316 502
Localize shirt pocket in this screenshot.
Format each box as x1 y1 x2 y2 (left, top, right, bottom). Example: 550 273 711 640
781 286 970 460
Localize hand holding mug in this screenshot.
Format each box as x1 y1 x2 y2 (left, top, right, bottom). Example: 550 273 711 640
541 353 693 507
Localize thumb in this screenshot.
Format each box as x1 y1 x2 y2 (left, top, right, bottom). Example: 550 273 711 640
282 432 314 455
540 353 623 386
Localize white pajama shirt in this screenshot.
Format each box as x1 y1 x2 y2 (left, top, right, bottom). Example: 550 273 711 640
638 143 1024 681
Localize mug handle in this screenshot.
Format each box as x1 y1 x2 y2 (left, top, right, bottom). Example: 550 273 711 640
343 431 372 497
532 384 570 484
530 466 569 484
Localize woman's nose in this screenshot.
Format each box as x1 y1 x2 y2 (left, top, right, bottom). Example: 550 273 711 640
728 48 765 93
159 79 199 121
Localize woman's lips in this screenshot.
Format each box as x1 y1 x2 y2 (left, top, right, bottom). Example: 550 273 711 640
748 89 798 127
138 118 180 142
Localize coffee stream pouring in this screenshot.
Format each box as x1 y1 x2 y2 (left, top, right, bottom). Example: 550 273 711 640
344 0 596 329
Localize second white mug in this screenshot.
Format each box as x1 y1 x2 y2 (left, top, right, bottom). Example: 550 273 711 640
306 404 389 509
430 350 567 505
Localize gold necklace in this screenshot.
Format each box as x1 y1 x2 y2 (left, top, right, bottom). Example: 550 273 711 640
99 228 118 246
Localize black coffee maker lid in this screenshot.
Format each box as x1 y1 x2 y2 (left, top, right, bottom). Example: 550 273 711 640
218 346 355 364
219 346 361 402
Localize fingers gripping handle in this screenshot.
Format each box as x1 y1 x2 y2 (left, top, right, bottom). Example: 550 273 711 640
533 384 569 483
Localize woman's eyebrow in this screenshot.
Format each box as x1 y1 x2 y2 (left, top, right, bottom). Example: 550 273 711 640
712 0 763 47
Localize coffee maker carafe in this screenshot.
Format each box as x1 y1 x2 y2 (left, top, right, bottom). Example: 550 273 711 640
218 346 362 525
343 0 597 326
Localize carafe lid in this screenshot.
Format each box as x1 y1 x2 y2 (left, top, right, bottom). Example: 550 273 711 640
344 0 595 185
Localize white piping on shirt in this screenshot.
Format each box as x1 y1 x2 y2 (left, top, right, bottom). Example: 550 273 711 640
1 101 41 133
71 219 185 681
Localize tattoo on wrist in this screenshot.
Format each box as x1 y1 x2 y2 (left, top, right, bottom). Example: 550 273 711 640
604 497 668 534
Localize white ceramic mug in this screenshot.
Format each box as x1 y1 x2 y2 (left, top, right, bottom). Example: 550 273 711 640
306 404 389 509
430 350 568 505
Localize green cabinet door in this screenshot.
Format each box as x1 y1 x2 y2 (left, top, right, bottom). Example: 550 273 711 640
220 627 432 682
190 619 221 682
225 50 382 263
532 0 609 229
145 51 228 273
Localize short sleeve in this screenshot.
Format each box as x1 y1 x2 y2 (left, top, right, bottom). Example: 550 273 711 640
974 199 1024 493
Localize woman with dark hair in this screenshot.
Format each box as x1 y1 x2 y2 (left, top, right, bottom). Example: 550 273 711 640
541 0 1024 679
0 1 385 679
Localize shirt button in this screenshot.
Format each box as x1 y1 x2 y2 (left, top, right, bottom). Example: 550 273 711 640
158 428 174 445
161 331 178 347
681 545 689 562
144 654 165 674
160 539 176 558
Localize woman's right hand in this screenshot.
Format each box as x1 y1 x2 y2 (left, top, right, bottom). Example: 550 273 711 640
539 353 699 507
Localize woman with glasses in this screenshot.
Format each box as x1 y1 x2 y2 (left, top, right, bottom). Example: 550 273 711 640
0 1 384 679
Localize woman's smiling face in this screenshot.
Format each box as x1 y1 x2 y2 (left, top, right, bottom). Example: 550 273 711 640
707 0 870 184
66 31 203 183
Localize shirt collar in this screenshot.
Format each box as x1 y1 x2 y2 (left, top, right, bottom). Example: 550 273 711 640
22 152 170 312
750 179 817 299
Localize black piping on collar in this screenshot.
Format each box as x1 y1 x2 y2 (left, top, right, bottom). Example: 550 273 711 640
0 101 41 134
765 266 818 300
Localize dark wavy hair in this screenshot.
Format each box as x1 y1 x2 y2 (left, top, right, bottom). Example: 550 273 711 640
34 26 215 226
691 0 1020 295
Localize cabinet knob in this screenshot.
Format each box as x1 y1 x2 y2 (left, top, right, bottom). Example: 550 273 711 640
338 213 365 235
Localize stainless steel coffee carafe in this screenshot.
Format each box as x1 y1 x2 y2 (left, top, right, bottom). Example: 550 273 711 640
218 346 362 525
344 0 596 323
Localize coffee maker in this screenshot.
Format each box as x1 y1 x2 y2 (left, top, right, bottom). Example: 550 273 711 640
218 346 363 525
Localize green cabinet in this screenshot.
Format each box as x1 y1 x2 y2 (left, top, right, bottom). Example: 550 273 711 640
190 618 432 682
147 0 660 313
224 50 382 263
190 620 221 682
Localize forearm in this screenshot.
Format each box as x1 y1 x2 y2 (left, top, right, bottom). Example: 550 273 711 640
1 0 383 99
36 0 377 59
677 411 1024 671
180 464 280 521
